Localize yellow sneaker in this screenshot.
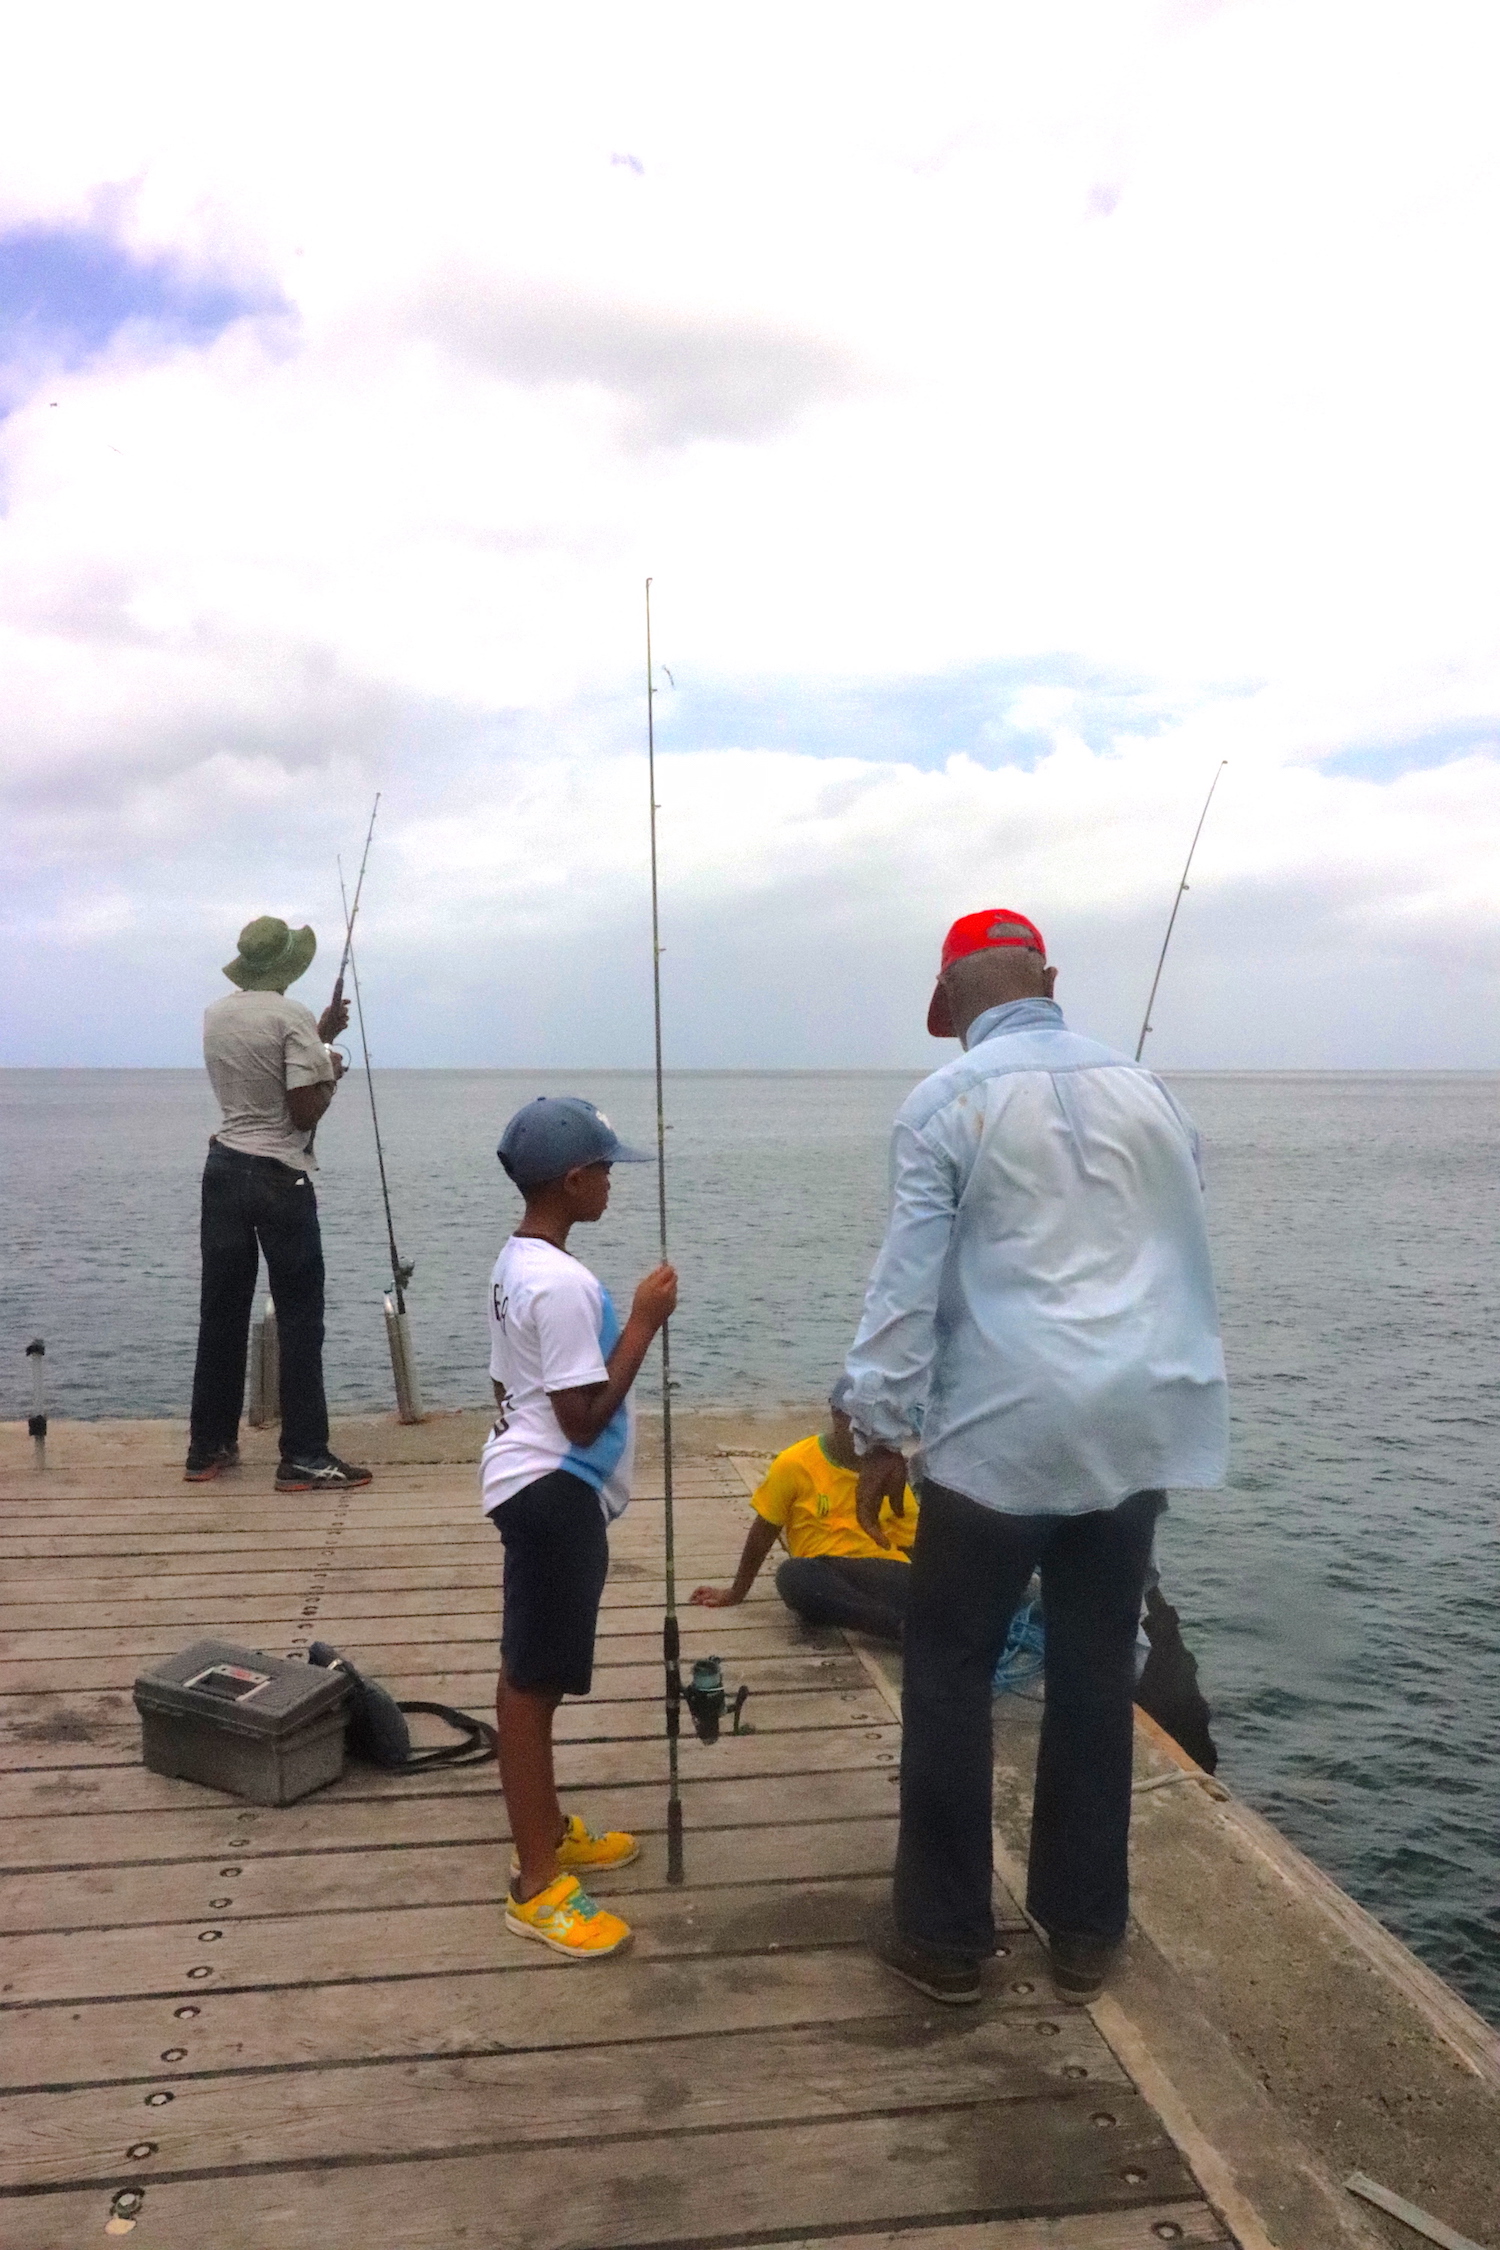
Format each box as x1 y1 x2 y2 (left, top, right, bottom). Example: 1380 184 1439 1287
504 1873 632 1959
509 1812 640 1883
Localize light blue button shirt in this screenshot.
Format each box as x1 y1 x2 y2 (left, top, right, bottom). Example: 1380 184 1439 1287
843 998 1229 1515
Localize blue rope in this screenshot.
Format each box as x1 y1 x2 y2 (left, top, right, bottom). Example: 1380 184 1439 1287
992 1594 1045 1695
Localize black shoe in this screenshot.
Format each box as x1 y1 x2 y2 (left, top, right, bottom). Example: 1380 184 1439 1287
184 1444 241 1483
1047 1931 1122 2004
275 1451 373 1492
875 1931 983 2006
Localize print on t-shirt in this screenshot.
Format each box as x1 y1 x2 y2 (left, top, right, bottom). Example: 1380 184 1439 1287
480 1236 634 1521
751 1434 918 1562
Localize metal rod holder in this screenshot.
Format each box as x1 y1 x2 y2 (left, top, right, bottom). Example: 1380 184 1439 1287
25 1338 46 1470
383 1297 424 1424
247 1299 279 1427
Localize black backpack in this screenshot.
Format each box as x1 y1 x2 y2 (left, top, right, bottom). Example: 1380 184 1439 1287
308 1643 496 1771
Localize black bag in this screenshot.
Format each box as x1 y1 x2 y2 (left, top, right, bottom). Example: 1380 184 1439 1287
308 1643 496 1771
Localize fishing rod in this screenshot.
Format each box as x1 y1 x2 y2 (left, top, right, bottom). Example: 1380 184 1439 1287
646 578 686 1886
337 861 414 1310
1135 761 1227 1063
643 586 748 1882
329 794 381 1019
337 859 423 1424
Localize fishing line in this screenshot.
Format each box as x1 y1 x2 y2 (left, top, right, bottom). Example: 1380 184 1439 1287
1135 761 1227 1063
331 794 381 1019
336 861 414 1314
645 576 686 1885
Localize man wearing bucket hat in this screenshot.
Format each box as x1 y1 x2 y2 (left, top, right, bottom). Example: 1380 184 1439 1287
185 916 371 1493
843 909 1228 2008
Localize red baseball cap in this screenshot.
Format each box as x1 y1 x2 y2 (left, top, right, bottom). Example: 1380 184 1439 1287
927 908 1047 1037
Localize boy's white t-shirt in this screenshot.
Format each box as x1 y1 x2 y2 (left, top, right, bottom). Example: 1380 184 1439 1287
480 1235 634 1522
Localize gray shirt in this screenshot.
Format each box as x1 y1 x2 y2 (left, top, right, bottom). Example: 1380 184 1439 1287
203 990 334 1172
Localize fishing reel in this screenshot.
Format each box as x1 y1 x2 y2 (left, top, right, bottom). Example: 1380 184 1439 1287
663 1622 750 1751
683 1655 750 1745
661 1626 750 1885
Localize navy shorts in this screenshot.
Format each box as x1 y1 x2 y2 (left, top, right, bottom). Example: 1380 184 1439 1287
491 1469 610 1696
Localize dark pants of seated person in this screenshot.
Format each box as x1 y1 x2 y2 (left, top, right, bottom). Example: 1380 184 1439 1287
895 1479 1164 1963
775 1555 910 1643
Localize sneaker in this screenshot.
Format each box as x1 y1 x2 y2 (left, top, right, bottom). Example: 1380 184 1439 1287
1047 1932 1122 2004
504 1873 632 1959
509 1812 640 1883
184 1444 240 1483
275 1452 374 1492
874 1931 982 2006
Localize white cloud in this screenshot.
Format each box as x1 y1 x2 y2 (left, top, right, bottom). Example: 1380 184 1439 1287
2 1 1499 1065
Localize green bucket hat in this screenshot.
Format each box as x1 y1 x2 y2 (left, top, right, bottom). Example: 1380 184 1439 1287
223 916 317 992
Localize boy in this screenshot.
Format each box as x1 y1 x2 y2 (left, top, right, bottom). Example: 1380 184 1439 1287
691 1379 918 1641
483 1096 676 1960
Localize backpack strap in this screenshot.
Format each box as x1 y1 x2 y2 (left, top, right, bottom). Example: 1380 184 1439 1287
394 1700 497 1769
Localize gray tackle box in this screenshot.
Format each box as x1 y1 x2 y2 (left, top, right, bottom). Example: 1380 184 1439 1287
134 1639 351 1805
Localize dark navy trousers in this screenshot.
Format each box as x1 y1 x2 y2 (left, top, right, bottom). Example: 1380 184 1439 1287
894 1478 1163 1960
776 1554 911 1642
188 1142 330 1462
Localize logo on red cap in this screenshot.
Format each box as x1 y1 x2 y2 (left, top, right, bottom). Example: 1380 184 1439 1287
939 909 1046 972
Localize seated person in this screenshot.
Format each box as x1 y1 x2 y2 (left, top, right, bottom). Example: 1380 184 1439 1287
690 1379 918 1642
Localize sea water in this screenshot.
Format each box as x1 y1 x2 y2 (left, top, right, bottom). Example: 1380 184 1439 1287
3 1066 1498 2026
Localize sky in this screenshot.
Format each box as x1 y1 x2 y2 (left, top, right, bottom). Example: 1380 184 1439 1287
3 1 1499 1069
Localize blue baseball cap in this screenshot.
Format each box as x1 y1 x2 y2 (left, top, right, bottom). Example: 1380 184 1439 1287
497 1096 653 1191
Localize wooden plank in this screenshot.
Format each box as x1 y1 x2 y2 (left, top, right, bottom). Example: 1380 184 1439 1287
0 1724 902 1820
0 1576 765 1630
0 1873 901 2005
713 2217 1226 2250
0 1817 901 1938
0 1474 733 1500
0 1499 747 1549
0 1659 872 1740
0 1590 511 1632
0 1555 746 1603
0 1505 741 1547
0 2195 1226 2250
0 1600 803 1662
0 1764 902 1882
0 2097 1198 2249
0 1621 838 1691
0 1569 509 1604
0 1684 895 1767
1 2011 1138 2191
0 1493 734 1526
0 1528 515 1559
3 1932 1061 2090
0 1499 738 1535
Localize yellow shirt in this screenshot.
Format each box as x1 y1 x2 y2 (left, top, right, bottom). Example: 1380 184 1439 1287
751 1434 919 1563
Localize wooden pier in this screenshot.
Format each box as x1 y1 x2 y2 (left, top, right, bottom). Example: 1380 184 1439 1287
1 1414 1496 2250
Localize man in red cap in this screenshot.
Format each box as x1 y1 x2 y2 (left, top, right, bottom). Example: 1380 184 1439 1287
843 909 1227 2007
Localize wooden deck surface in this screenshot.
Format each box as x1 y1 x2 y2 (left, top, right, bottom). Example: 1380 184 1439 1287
0 1429 1231 2249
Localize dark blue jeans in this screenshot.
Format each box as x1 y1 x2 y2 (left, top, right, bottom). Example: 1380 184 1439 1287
776 1555 910 1643
895 1478 1164 1961
188 1142 329 1463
